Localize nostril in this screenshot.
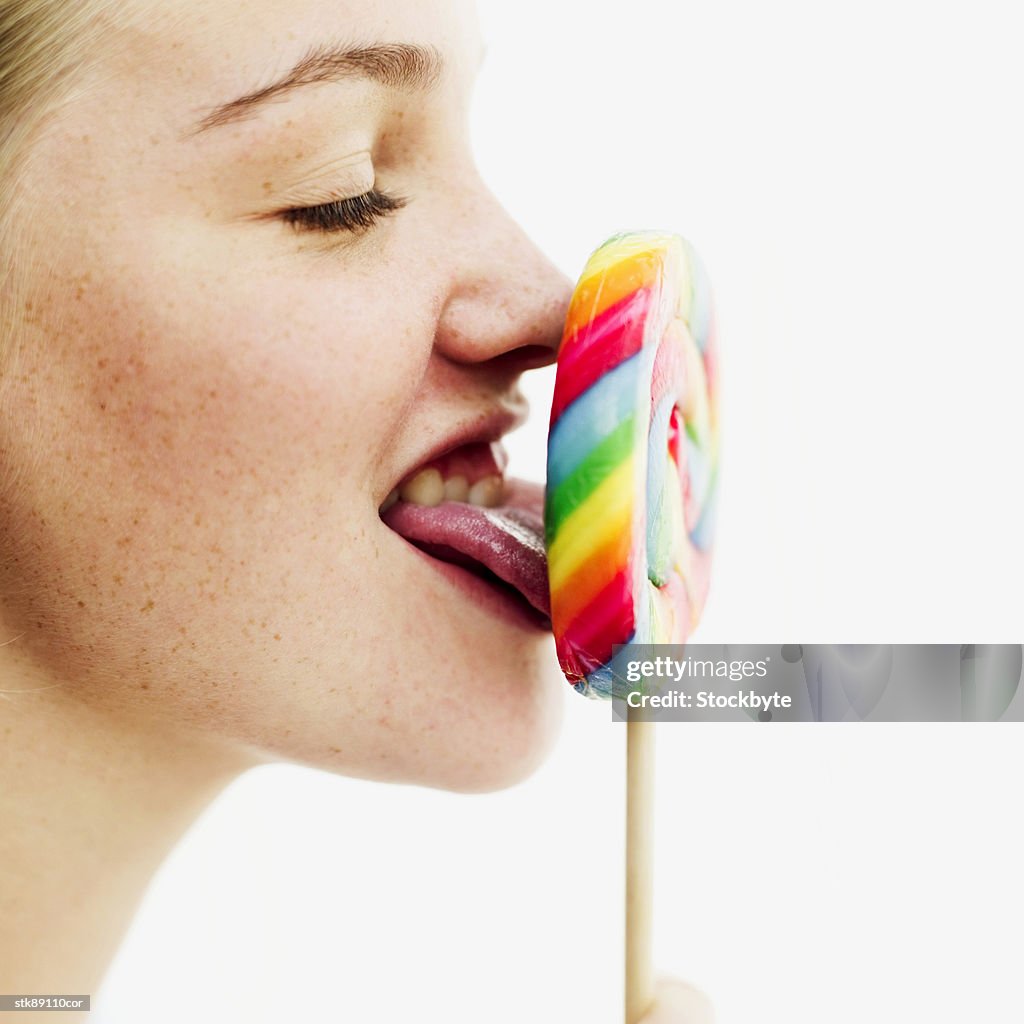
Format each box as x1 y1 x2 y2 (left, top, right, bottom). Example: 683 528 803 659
487 344 559 373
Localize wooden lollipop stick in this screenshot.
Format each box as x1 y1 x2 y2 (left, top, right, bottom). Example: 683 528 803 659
625 716 656 1024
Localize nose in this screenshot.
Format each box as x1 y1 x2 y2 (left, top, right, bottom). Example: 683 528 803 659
433 184 573 371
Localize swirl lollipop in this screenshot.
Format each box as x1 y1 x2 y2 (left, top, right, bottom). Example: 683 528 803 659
545 231 719 1022
546 232 718 697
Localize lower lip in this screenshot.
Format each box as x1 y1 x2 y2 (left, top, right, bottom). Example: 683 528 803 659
398 539 552 633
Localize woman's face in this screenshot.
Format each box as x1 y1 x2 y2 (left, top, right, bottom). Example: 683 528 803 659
0 0 571 790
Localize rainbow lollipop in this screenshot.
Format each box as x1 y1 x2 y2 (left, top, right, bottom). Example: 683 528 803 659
546 232 719 698
545 232 719 1024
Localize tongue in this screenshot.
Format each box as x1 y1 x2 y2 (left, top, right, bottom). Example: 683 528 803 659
381 479 550 619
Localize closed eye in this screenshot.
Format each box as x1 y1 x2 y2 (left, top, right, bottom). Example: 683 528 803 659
281 188 407 234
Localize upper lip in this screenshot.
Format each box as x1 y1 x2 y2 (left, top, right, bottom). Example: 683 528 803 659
381 402 529 502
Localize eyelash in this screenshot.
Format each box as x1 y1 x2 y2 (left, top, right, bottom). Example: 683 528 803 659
281 188 407 234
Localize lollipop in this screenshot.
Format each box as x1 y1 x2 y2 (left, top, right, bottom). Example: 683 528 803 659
545 232 719 1024
545 232 719 698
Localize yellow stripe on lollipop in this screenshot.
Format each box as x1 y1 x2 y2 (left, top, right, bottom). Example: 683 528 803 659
547 459 635 593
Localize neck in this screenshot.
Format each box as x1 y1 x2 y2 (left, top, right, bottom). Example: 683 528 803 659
0 646 254 1017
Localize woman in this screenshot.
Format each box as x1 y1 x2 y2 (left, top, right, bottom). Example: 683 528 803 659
0 1 710 1019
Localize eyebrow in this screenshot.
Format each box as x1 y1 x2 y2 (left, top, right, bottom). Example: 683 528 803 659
184 42 444 138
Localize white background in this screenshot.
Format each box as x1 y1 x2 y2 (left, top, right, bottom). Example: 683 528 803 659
98 1 1024 1021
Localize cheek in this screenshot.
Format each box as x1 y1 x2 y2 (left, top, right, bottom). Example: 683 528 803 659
83 277 409 499
0 247 425 702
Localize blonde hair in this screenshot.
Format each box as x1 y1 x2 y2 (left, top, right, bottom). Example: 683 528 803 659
1 0 120 359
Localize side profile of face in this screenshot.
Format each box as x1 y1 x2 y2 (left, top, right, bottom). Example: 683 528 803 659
0 0 571 791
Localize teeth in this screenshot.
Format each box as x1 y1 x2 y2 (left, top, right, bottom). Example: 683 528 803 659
467 474 504 508
400 468 444 506
443 475 470 502
390 469 506 509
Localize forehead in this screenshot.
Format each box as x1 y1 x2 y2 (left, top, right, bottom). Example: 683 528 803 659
98 0 479 137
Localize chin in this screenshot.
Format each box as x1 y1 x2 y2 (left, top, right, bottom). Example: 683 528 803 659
276 634 573 794
400 652 566 795
348 643 569 794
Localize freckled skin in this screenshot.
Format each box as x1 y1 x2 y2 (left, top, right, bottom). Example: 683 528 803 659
0 0 571 793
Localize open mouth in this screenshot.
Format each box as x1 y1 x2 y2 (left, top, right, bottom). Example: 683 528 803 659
379 441 551 628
